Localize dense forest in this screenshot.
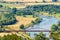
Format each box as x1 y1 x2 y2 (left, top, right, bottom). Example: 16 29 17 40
13 5 60 16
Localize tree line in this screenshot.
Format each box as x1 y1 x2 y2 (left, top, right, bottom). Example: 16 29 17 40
1 4 60 17
11 5 60 16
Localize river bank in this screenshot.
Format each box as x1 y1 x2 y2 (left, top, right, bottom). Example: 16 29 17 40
26 15 59 38
40 12 60 20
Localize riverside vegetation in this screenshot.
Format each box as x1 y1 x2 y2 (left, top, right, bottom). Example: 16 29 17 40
0 4 42 40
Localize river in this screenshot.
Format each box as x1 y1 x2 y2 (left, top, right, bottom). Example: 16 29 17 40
26 15 59 38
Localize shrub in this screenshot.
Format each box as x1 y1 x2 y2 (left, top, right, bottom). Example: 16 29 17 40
20 24 25 29
0 5 3 8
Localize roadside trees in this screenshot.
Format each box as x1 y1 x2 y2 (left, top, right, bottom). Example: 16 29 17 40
34 32 49 40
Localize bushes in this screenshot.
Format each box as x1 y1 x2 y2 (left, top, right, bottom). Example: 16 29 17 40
35 17 42 23
0 13 17 31
34 32 49 40
51 24 58 32
50 22 60 40
0 5 3 8
58 21 60 26
12 8 17 14
0 13 17 25
0 34 25 40
26 5 60 14
20 24 25 29
15 5 60 16
0 13 17 30
31 18 42 24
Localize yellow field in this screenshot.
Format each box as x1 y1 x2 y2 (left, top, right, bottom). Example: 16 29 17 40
5 16 36 30
0 16 34 39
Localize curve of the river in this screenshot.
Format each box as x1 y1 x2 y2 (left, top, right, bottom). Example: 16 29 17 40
26 15 59 38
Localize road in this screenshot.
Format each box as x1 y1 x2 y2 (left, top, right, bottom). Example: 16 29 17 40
0 30 51 33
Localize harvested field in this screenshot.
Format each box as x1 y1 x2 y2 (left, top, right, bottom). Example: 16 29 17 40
6 16 36 30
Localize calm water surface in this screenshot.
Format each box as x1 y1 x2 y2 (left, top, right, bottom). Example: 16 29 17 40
26 15 59 38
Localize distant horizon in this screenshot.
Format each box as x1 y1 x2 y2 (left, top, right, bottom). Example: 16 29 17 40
0 0 60 2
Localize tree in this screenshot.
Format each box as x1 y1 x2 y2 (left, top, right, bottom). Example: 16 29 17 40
16 10 24 16
58 21 60 26
51 24 58 32
34 32 49 40
50 24 60 40
20 24 25 29
0 13 17 31
32 11 37 18
50 32 60 40
52 0 58 2
35 17 42 23
20 24 26 33
1 34 25 40
0 5 3 8
12 8 17 14
43 0 46 2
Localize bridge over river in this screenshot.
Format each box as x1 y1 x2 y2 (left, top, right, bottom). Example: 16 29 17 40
0 30 51 33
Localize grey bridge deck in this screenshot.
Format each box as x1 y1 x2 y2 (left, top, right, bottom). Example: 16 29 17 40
0 30 51 33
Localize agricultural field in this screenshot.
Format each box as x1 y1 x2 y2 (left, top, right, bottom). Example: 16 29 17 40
6 15 36 30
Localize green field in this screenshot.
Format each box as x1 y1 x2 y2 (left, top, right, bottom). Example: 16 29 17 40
0 3 26 8
53 13 60 19
40 12 60 19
